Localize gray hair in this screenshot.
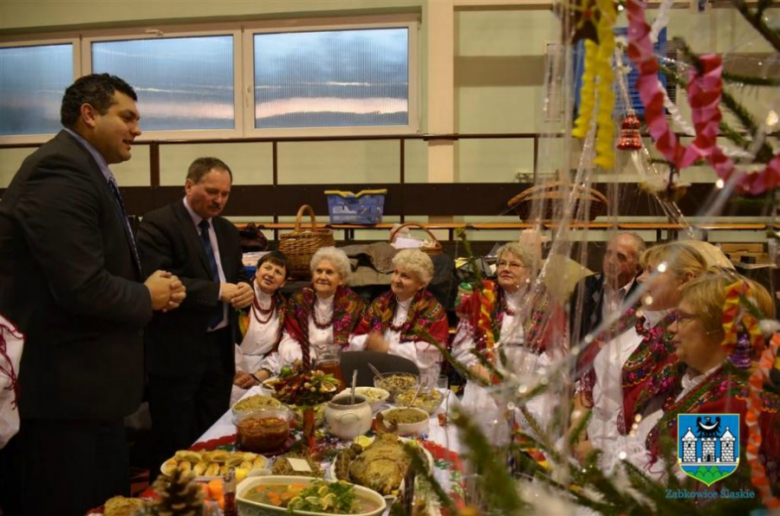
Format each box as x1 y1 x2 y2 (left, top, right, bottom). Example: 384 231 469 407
310 247 351 283
610 231 646 258
496 242 539 270
392 249 434 286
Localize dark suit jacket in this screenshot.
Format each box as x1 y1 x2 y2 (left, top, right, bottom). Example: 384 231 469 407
570 272 641 344
0 130 152 420
137 201 249 377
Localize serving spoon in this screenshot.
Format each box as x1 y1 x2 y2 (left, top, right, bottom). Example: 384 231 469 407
350 369 358 405
367 362 384 381
405 381 424 409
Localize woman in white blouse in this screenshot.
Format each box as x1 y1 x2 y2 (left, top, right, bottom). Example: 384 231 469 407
230 251 288 404
452 242 563 439
277 247 365 370
348 249 449 378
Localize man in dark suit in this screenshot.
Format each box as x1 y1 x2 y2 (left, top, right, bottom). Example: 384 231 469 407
571 232 646 345
137 157 253 474
0 74 186 516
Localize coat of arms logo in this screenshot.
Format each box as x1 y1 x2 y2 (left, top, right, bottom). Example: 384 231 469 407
677 413 740 486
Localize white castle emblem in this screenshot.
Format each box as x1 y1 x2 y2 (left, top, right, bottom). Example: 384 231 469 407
680 416 737 465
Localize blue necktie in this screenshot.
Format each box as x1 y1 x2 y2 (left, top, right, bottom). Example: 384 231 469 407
198 219 223 329
107 178 141 274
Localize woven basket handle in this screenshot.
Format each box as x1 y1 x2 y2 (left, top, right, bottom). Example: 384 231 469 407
389 223 440 246
294 205 317 232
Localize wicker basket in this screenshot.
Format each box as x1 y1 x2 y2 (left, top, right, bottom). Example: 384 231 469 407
507 181 608 222
389 223 444 256
279 205 335 278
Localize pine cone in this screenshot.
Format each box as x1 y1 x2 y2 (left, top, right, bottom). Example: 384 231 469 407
146 469 204 516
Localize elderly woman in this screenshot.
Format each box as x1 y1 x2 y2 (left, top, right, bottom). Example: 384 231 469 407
574 241 729 463
278 247 365 370
452 242 564 438
230 251 288 404
630 271 780 485
348 249 448 376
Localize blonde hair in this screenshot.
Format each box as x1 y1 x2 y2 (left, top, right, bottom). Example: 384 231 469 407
496 241 539 271
680 268 775 337
679 241 733 269
392 249 434 286
640 241 709 280
310 247 351 282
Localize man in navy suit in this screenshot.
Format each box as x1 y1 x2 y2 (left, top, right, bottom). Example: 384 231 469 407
0 74 186 516
137 157 253 475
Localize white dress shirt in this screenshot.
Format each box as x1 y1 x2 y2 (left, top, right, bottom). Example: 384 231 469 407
183 198 228 331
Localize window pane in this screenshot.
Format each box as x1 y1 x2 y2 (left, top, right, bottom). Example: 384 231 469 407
254 28 408 129
0 44 72 136
92 36 234 131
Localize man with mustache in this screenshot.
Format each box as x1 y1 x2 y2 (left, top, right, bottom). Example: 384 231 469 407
0 74 185 516
137 157 252 478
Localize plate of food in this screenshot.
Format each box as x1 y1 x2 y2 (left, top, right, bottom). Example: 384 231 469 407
160 449 268 482
237 475 386 516
232 394 282 416
263 370 340 406
331 434 434 498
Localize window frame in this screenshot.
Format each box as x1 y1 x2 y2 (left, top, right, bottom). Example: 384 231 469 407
82 25 244 141
242 14 420 138
0 15 420 143
0 37 80 145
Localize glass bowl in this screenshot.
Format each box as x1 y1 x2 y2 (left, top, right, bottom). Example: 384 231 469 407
373 372 419 402
234 407 292 453
395 388 444 415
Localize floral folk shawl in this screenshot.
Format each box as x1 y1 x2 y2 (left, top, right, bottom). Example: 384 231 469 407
352 289 449 347
284 285 365 358
619 312 681 434
456 279 563 360
646 364 780 481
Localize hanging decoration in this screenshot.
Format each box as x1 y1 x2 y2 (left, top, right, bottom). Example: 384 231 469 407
626 0 780 194
571 0 617 169
617 113 642 150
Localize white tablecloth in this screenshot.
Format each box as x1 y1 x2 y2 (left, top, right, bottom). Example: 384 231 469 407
197 385 462 456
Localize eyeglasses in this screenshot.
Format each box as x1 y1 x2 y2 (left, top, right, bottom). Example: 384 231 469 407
497 260 526 269
674 310 700 325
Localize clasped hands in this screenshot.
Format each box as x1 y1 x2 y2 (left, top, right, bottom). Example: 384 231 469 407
145 270 187 312
220 282 254 309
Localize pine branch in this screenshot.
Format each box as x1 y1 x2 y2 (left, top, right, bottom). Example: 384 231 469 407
675 37 776 162
457 228 484 286
756 0 774 16
659 61 775 163
413 325 491 388
731 0 780 54
567 407 592 449
451 409 527 514
404 443 458 515
471 349 506 383
722 70 780 87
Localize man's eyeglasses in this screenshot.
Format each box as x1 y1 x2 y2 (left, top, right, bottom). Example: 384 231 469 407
497 260 526 269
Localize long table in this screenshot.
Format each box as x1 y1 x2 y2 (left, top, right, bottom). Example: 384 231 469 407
196 385 466 514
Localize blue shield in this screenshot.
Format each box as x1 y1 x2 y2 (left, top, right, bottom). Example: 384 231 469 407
677 413 740 486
